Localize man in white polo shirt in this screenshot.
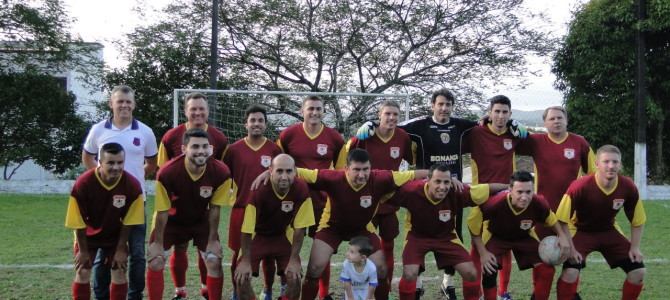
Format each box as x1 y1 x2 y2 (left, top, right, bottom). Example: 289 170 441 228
82 85 158 300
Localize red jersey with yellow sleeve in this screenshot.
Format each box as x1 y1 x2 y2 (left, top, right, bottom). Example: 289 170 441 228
387 180 490 240
468 191 557 241
157 123 229 167
277 123 344 170
516 133 596 209
463 124 522 184
298 168 414 234
65 169 144 248
154 155 233 226
556 174 646 232
241 178 315 237
223 137 283 208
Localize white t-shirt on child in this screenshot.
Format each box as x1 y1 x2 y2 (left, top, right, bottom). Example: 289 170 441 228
339 258 378 300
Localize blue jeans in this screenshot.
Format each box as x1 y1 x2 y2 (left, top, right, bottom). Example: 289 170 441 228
93 223 146 300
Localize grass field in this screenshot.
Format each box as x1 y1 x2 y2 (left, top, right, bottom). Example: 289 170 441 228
0 193 668 299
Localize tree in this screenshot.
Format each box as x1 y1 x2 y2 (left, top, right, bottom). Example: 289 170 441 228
219 0 555 132
552 0 670 181
0 72 90 180
110 0 555 136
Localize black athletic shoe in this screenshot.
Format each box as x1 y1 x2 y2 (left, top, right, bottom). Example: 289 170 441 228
440 285 457 300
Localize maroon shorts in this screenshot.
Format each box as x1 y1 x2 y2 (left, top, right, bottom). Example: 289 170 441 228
402 234 471 270
307 189 327 238
569 229 634 269
150 221 210 251
371 212 400 241
228 207 245 251
246 234 292 276
485 236 541 270
315 227 381 254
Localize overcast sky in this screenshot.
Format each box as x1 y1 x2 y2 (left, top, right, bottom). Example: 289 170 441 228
63 0 586 111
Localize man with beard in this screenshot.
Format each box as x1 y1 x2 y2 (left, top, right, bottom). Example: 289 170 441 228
224 105 283 299
156 92 229 299
146 128 233 300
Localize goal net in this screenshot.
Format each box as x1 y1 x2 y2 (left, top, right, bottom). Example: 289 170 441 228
172 89 414 142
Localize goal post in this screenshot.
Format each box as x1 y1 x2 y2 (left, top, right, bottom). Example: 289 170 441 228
173 89 412 142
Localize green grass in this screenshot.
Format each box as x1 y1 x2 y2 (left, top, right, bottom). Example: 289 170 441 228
0 194 668 299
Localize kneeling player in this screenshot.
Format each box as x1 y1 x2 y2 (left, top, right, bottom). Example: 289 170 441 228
65 142 145 300
146 129 233 300
235 154 315 300
556 145 646 300
389 164 507 300
468 171 570 300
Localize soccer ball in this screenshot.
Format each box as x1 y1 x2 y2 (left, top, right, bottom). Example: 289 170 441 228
538 235 565 265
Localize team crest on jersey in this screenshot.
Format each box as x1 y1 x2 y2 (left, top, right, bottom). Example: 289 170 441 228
519 219 533 230
564 148 575 159
390 147 400 159
503 139 513 150
133 137 141 146
261 155 272 168
281 201 294 212
200 186 213 198
112 195 126 208
612 198 625 210
316 144 328 156
440 133 450 144
360 195 372 208
438 210 451 222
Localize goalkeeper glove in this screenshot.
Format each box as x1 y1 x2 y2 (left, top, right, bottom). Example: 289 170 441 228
355 121 378 140
507 119 528 139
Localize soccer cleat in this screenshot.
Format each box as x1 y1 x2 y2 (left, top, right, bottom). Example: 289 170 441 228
440 285 457 300
321 293 335 300
200 287 209 300
415 287 425 300
172 294 188 300
498 292 513 300
259 290 273 300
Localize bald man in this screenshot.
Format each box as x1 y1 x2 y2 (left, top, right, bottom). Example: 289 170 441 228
235 154 315 300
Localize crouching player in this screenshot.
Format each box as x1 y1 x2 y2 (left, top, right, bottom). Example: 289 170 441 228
389 164 507 300
235 154 315 300
556 145 646 300
65 142 144 300
468 171 570 300
146 128 233 300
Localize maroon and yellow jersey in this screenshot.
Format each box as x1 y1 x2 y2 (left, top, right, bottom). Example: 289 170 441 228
463 124 521 184
338 128 415 214
241 178 315 238
516 133 596 209
388 180 490 240
278 123 344 170
155 155 233 225
157 124 229 167
468 191 557 241
298 169 414 233
65 169 144 248
556 174 646 232
223 138 283 208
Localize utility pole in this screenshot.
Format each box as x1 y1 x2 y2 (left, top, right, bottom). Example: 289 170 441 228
210 0 219 89
634 0 648 199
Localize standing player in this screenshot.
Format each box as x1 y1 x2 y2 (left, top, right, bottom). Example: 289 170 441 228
278 95 344 300
235 154 315 300
156 92 229 299
463 95 524 299
146 128 233 300
224 105 283 299
336 100 414 285
514 106 595 297
82 85 158 300
388 164 507 300
66 143 144 300
555 145 646 300
468 171 570 300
